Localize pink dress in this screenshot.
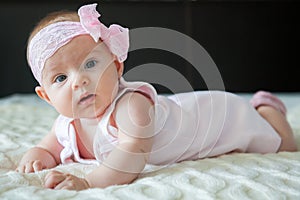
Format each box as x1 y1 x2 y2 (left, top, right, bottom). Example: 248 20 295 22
55 78 281 165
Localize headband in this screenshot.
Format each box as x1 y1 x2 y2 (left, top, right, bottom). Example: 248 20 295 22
27 3 129 85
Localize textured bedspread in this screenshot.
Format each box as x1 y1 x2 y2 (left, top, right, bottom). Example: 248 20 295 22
0 93 299 200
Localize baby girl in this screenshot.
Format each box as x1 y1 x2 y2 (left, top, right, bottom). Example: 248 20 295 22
16 3 297 190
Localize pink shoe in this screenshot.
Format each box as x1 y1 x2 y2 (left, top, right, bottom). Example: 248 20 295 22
250 91 287 116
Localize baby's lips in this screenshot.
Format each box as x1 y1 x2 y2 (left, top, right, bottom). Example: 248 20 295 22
79 94 96 105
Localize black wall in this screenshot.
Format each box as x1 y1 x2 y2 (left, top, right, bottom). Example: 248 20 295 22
0 0 299 97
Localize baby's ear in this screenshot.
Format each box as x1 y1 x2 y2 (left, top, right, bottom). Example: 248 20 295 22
35 86 52 105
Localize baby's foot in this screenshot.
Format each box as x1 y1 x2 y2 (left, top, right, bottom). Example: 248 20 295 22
250 91 287 116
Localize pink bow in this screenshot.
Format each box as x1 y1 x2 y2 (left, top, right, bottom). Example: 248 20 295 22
78 3 129 62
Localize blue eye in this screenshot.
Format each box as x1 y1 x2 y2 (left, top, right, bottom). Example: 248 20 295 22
85 60 97 69
55 75 67 83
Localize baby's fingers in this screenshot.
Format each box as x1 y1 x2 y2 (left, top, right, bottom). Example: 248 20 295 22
25 160 43 173
16 160 43 173
32 160 43 172
25 161 35 173
44 170 65 189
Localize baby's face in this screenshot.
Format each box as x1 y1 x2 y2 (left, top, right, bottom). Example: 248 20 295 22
41 35 123 119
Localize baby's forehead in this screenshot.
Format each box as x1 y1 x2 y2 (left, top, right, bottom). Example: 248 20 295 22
43 41 113 72
50 36 110 59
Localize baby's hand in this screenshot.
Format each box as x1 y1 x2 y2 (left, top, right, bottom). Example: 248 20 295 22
16 160 44 173
44 170 90 190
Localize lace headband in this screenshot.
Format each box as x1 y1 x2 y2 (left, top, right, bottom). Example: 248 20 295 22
27 3 129 85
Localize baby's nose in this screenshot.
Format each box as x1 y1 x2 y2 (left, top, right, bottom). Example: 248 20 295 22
72 74 89 90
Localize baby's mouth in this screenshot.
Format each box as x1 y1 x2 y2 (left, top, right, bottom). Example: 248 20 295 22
79 94 96 105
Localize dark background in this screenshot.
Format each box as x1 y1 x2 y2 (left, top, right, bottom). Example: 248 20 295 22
0 0 299 97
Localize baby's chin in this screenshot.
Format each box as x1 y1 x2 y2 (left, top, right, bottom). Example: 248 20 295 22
75 113 99 119
60 111 97 119
77 110 104 120
59 106 106 119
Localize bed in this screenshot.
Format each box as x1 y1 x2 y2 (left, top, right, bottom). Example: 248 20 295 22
0 93 299 199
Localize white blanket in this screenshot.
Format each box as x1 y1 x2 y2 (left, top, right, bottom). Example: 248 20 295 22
0 93 299 199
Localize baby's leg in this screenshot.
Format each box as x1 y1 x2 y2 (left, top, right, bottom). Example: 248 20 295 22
250 91 297 152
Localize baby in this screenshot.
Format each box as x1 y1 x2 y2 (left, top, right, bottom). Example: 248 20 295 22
16 3 297 190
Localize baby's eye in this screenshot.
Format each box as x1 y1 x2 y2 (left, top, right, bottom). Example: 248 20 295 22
54 75 67 83
85 60 97 69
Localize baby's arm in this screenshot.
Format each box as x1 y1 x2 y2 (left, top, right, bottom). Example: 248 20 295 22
87 92 155 187
44 92 154 189
16 123 63 173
